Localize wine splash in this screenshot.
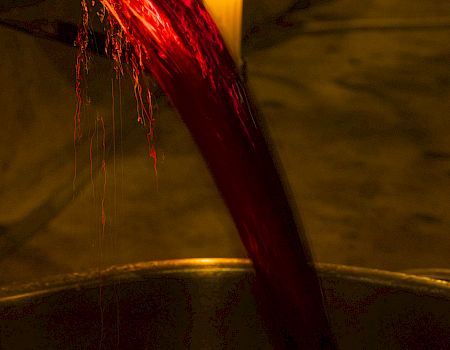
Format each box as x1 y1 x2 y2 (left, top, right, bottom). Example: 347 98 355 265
82 0 334 348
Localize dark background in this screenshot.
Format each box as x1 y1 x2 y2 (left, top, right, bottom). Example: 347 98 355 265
0 0 449 285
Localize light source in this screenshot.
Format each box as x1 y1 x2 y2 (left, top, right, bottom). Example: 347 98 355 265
203 0 243 67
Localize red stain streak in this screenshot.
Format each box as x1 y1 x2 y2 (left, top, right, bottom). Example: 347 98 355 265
128 49 158 177
100 114 107 232
73 0 91 190
106 16 125 79
74 0 90 144
90 132 95 196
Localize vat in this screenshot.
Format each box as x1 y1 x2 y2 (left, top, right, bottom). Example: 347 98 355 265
1 259 449 349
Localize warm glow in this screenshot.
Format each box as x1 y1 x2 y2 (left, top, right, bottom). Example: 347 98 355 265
203 0 243 66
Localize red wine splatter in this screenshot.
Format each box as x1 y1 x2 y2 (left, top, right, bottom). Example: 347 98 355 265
73 0 90 186
76 2 158 176
96 0 334 348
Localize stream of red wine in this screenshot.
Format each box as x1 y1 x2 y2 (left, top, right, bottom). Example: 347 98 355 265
98 0 334 348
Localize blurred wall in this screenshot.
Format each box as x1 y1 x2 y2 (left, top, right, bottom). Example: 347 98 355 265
0 0 449 285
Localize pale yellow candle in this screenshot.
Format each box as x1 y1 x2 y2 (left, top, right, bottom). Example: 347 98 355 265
203 0 243 67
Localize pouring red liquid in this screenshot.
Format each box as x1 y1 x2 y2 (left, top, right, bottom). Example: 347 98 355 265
99 0 335 348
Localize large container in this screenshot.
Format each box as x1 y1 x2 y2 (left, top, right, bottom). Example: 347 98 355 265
1 259 449 349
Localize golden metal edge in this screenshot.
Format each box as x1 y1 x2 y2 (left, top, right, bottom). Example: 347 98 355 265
1 258 449 303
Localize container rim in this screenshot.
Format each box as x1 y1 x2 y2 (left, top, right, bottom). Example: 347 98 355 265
1 258 449 302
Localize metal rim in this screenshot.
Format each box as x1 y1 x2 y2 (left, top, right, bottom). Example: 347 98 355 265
1 258 450 302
